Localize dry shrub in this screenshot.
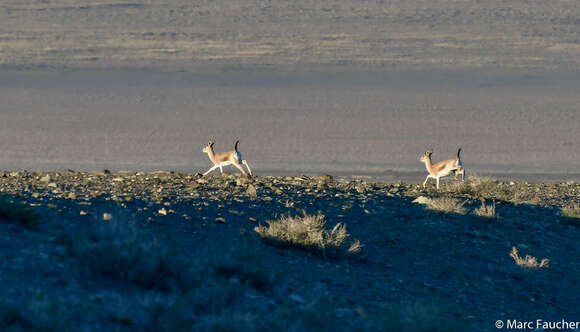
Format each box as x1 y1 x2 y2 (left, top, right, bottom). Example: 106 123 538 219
254 214 362 258
561 204 580 219
473 198 498 218
560 204 580 227
510 247 549 269
424 197 468 215
445 176 535 203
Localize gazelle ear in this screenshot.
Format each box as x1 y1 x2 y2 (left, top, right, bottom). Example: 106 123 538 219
426 149 433 156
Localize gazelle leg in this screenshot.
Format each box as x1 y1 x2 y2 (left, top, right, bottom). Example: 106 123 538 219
436 177 440 189
203 165 219 176
219 165 223 174
232 162 247 176
242 160 253 176
423 175 430 187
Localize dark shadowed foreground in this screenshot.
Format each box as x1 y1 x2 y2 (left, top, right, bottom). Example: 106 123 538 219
1 171 578 330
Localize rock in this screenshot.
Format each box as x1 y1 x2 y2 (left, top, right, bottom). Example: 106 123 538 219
246 184 258 198
356 185 366 194
215 217 226 223
102 213 113 221
40 175 51 183
236 177 248 186
315 174 333 183
413 196 431 205
158 208 167 216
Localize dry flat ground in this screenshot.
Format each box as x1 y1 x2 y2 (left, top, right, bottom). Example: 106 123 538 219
1 1 580 179
0 172 579 331
2 0 580 69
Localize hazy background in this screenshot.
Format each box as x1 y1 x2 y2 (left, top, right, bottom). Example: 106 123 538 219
1 0 579 181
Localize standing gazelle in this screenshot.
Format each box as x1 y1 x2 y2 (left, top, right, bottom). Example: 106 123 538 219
202 140 253 177
420 148 465 189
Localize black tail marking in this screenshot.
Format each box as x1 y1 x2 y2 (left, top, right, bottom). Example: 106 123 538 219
457 147 462 159
234 140 240 152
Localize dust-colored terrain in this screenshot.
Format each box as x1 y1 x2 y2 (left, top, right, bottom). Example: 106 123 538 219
1 0 580 179
2 0 580 69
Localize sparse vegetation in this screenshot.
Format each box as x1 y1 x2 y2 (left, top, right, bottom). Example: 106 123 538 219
473 198 498 218
0 196 39 230
510 247 549 269
444 176 535 204
561 204 580 219
424 197 468 215
254 213 362 257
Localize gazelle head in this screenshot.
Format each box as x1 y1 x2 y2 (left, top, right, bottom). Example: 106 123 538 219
420 149 433 163
202 140 215 154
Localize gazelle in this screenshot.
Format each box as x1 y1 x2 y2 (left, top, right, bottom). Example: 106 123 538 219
420 148 465 189
202 140 253 177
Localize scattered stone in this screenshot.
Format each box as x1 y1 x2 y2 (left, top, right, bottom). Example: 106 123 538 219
215 217 226 223
413 196 431 205
315 174 333 183
102 213 113 221
158 208 168 216
246 184 258 198
236 177 248 186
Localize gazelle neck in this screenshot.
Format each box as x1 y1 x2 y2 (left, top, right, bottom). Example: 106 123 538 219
423 157 434 173
205 148 217 163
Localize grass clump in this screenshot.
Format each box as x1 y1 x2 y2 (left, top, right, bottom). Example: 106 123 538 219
473 198 498 218
560 204 580 227
561 204 580 219
0 197 40 230
424 197 468 215
254 214 362 258
444 176 531 203
510 247 549 269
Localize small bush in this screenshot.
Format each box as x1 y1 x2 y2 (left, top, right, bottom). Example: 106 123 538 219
444 176 527 203
0 197 40 230
510 247 549 268
424 197 467 215
473 198 498 218
561 204 580 219
560 204 580 227
254 214 362 258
